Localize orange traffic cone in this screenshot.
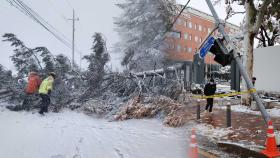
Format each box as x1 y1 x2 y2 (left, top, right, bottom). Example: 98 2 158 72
261 120 280 158
188 128 198 158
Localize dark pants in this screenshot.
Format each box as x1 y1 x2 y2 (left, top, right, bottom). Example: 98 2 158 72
205 98 214 112
22 94 32 111
39 94 50 114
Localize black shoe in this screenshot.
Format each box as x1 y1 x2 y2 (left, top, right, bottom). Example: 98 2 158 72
39 111 44 115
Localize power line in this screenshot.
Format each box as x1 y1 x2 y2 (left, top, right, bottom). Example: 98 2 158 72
7 0 72 50
5 0 77 68
152 0 192 48
167 0 191 34
16 0 72 47
5 0 86 73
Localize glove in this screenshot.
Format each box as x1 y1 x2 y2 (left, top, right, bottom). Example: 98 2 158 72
48 90 51 95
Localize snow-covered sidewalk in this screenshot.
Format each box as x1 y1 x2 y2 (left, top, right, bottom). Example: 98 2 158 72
197 106 280 146
0 106 188 158
215 104 280 118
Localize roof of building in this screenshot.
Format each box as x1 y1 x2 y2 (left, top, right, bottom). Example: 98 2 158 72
178 5 240 31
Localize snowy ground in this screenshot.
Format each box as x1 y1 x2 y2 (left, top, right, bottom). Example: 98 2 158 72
215 104 280 117
0 102 189 158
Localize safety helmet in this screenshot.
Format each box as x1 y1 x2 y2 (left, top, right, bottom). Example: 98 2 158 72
49 72 56 79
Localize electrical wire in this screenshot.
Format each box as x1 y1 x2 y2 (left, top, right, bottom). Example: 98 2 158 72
168 0 191 32
152 0 192 48
7 0 72 50
15 0 72 48
5 0 83 65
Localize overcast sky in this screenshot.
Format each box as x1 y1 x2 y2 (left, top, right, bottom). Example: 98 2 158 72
0 0 244 72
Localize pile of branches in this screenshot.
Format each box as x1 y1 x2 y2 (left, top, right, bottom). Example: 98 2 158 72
114 95 192 127
101 64 185 100
74 65 188 121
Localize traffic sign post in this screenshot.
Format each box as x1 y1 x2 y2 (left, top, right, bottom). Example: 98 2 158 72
205 0 271 125
199 36 215 59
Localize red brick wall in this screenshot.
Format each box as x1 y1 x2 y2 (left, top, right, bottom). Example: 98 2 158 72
166 13 235 64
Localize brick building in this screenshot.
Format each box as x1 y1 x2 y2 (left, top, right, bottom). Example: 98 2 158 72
166 6 240 65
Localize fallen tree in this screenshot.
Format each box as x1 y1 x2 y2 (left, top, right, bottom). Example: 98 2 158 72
114 95 193 127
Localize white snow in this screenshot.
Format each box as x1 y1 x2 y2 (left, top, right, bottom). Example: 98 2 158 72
0 105 188 158
216 84 231 94
215 104 280 118
194 123 233 142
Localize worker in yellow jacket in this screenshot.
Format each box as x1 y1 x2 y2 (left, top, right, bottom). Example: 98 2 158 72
38 72 56 115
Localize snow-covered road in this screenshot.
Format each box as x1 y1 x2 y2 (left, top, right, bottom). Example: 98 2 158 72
0 105 188 158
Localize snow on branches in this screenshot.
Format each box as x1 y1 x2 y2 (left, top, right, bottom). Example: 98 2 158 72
114 0 176 71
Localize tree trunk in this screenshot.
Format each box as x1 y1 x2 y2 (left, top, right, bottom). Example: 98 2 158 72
241 2 256 106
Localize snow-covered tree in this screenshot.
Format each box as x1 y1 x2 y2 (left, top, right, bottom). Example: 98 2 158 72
33 47 55 73
114 0 176 71
2 33 84 110
2 33 43 77
54 54 71 79
0 64 13 90
82 33 110 99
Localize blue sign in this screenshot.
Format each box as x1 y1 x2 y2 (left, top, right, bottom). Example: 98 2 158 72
199 36 215 59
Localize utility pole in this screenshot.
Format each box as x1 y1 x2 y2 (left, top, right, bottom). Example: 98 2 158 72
205 0 271 125
79 52 82 70
68 9 79 68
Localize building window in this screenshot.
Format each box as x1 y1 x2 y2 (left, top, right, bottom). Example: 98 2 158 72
185 21 188 27
198 25 202 31
194 24 197 30
195 36 198 42
199 37 202 43
177 18 182 25
188 47 192 53
170 31 181 39
168 43 174 49
203 27 206 32
189 34 192 40
184 47 188 52
184 33 188 40
176 44 181 52
208 28 211 33
188 22 192 28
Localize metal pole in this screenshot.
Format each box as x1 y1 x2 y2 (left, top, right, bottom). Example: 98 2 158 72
72 9 75 67
226 101 231 127
209 54 212 78
79 52 82 70
205 0 271 125
197 99 201 120
68 9 79 68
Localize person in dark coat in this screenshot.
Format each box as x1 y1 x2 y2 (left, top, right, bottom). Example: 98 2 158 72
204 78 216 113
252 77 256 86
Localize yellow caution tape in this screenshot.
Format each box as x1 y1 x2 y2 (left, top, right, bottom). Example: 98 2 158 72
193 88 257 99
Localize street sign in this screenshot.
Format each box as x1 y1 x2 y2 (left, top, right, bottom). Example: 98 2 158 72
199 36 215 58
